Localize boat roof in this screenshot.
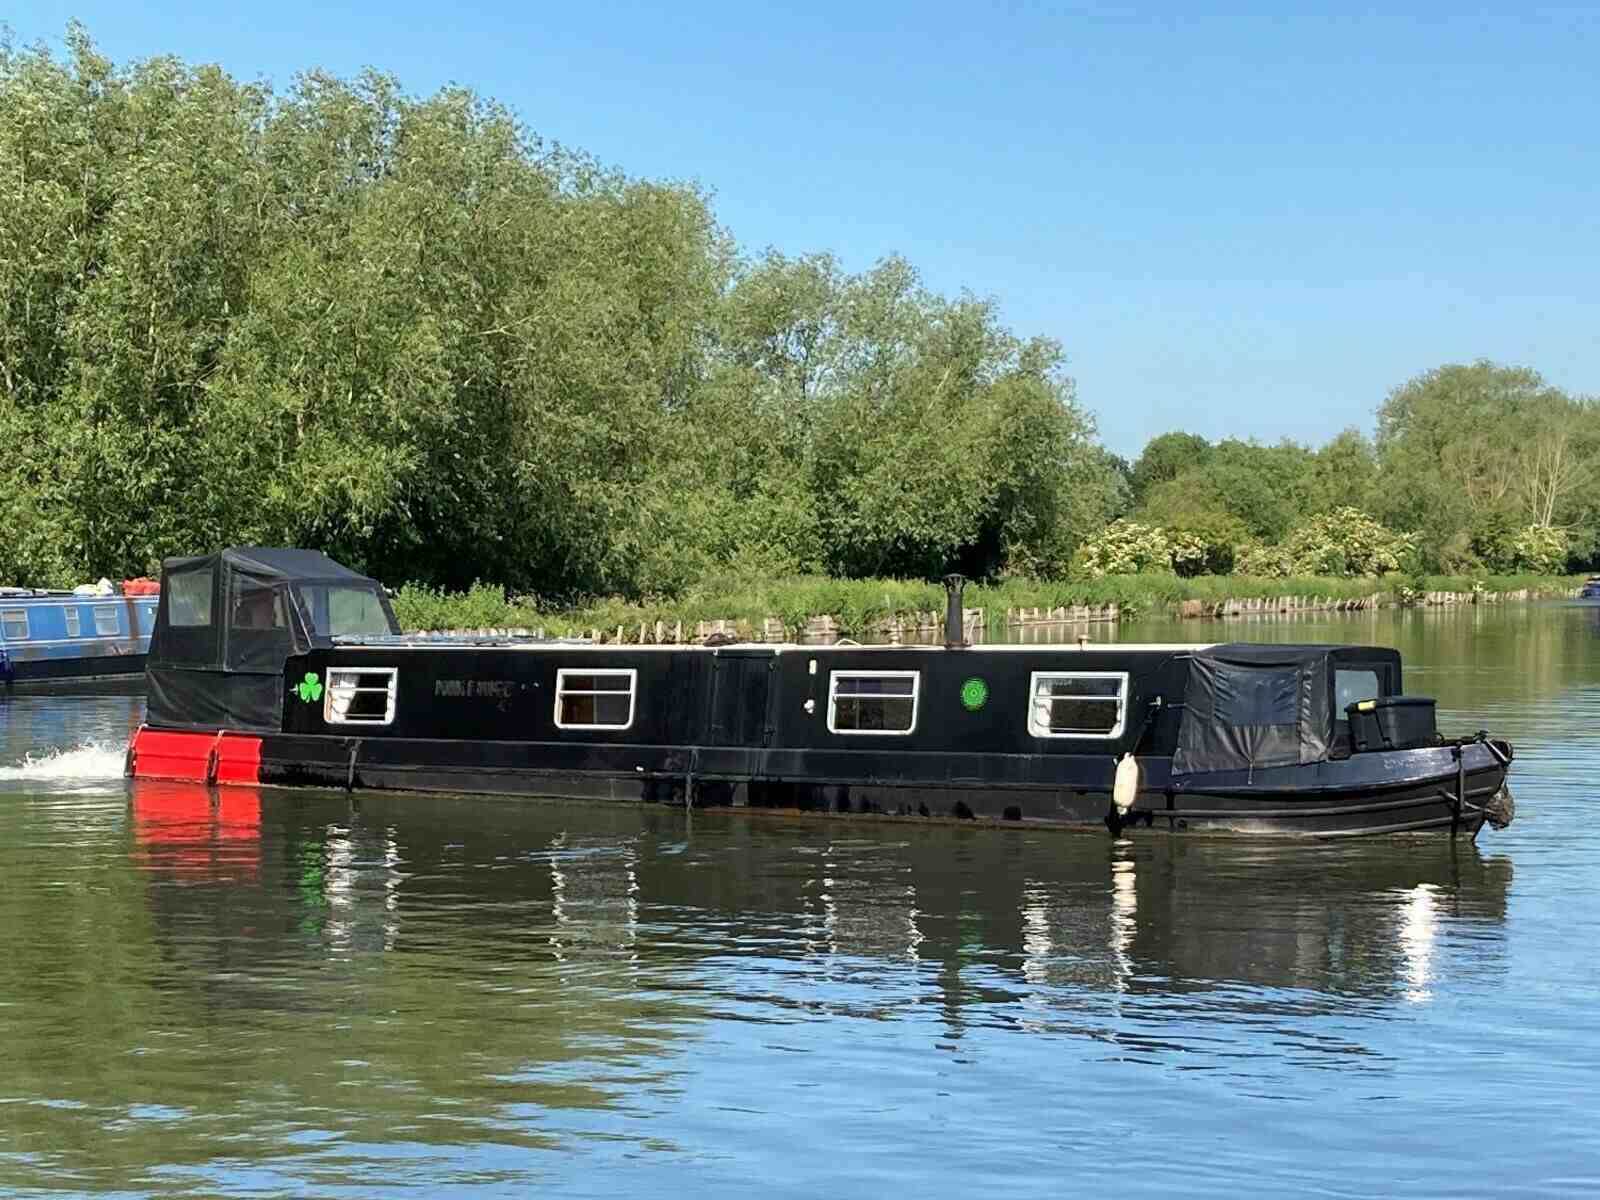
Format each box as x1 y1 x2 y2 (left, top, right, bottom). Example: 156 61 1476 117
327 638 1224 653
0 589 154 602
164 547 374 583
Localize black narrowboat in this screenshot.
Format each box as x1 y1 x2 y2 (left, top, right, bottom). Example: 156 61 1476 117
126 548 1516 839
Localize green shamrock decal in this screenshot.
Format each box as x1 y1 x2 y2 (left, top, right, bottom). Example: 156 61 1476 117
295 672 324 703
960 677 988 711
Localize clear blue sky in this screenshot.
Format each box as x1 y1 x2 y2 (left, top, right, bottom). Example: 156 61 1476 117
11 2 1600 457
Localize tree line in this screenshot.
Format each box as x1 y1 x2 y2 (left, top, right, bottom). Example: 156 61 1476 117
1114 361 1597 578
1 29 1592 595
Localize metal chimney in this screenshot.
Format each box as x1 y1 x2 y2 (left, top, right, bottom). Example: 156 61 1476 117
943 574 968 649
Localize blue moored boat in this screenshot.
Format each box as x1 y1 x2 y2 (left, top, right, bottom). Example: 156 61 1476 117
0 586 159 691
1580 577 1600 600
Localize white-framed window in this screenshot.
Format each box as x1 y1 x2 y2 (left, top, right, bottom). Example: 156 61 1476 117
555 668 637 730
1028 671 1128 739
324 667 399 725
1 609 28 640
93 606 120 636
63 607 81 638
828 670 920 735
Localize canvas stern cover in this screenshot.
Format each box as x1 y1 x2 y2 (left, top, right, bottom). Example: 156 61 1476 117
1171 644 1334 776
146 547 395 732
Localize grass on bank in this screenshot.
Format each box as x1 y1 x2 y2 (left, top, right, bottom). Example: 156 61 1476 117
390 573 1587 637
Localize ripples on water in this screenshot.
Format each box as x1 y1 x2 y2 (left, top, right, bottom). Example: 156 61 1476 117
2 605 1600 1197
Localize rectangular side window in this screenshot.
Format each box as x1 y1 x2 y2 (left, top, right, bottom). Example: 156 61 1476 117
229 579 287 631
828 671 919 735
323 668 398 725
64 607 81 638
1028 671 1128 739
1334 669 1382 722
555 669 637 730
1 609 28 640
93 606 120 636
168 569 213 627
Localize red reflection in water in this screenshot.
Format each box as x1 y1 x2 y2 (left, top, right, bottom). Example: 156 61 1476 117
130 781 262 882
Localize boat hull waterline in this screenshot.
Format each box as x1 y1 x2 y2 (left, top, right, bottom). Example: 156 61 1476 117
126 726 1512 839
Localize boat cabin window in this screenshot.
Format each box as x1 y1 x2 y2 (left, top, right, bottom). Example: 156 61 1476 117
227 577 293 671
167 569 213 626
555 669 637 730
1028 671 1128 738
1 609 28 640
295 584 394 638
230 582 286 630
324 667 398 725
93 606 120 636
64 607 81 638
1335 668 1382 716
828 671 919 735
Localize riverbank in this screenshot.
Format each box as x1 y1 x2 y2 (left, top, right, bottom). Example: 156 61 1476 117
391 573 1585 641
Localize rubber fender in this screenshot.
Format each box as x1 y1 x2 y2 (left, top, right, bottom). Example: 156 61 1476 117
1486 784 1515 830
127 729 215 783
1113 753 1139 814
213 734 263 785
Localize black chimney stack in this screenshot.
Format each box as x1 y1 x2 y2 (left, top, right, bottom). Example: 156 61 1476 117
943 573 968 649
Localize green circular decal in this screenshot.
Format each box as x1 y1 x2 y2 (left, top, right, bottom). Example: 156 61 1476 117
960 677 988 711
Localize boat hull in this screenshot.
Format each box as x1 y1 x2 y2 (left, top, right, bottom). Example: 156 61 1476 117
2 651 150 692
125 728 1511 839
0 593 157 692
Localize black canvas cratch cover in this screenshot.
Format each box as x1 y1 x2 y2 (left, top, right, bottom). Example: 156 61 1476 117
147 547 398 731
1171 644 1401 776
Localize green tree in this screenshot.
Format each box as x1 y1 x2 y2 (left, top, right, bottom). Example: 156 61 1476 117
1375 361 1599 569
1306 429 1378 514
1128 431 1211 503
1140 439 1314 542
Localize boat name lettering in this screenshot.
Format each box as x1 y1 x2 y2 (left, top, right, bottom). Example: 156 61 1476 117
434 678 517 699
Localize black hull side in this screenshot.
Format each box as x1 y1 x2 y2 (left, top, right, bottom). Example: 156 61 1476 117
4 653 149 693
242 732 1510 839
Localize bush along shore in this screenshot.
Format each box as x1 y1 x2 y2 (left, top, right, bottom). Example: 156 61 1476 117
391 574 1586 641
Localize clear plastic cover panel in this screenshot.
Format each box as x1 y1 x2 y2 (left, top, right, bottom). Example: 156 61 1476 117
296 585 395 638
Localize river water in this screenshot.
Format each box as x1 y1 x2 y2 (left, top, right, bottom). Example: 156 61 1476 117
2 603 1599 1197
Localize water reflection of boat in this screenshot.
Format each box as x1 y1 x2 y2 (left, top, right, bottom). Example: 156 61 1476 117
1115 839 1510 1000
129 790 1511 1015
130 781 261 881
